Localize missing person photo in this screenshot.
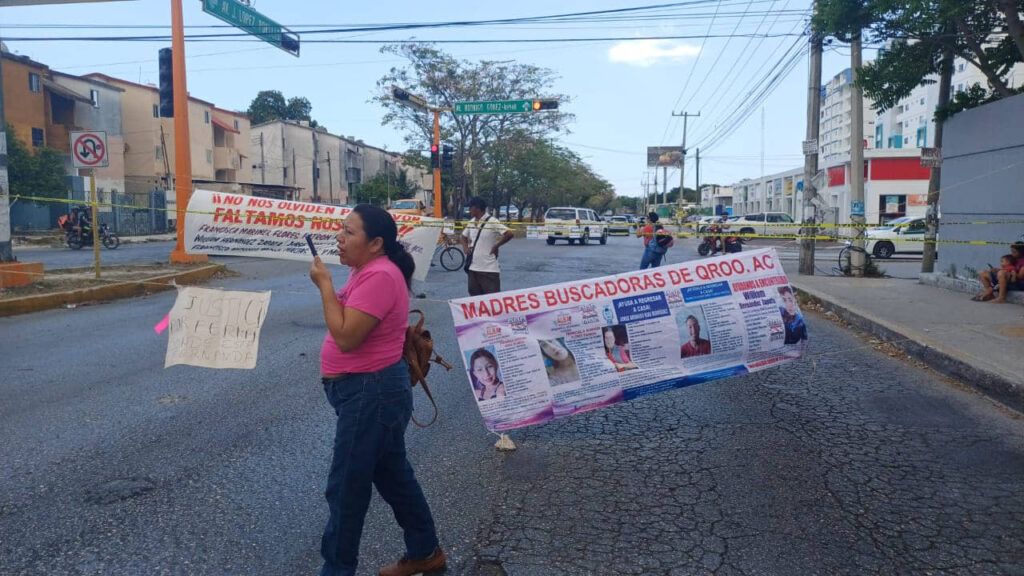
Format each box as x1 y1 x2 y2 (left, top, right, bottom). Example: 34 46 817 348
602 324 638 372
677 307 712 358
537 337 582 387
467 347 506 402
777 286 807 345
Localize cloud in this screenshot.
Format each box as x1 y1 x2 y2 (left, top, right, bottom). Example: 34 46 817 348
607 40 701 67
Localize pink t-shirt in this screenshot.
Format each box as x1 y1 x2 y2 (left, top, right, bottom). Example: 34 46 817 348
320 256 409 375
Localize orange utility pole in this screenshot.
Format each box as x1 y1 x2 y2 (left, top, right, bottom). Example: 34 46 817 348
169 0 205 264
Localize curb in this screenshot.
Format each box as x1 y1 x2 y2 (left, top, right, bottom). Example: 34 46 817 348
792 282 1024 414
0 264 226 318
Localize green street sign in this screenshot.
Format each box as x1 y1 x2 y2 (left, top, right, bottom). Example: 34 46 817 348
453 99 535 116
202 0 299 57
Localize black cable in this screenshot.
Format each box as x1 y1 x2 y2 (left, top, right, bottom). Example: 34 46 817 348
0 32 808 43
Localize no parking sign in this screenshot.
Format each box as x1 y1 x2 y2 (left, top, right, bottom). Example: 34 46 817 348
70 131 109 169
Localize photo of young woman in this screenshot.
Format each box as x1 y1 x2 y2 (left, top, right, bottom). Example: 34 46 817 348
538 338 582 387
468 348 506 402
602 325 638 372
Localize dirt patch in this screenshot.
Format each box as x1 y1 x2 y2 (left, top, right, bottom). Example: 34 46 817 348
0 264 224 300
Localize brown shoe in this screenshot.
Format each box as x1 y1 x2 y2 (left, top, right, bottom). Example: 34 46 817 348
379 547 446 576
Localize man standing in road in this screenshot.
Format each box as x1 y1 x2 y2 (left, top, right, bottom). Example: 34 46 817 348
462 196 514 296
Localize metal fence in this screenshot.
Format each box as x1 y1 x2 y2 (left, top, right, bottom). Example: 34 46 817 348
109 190 168 236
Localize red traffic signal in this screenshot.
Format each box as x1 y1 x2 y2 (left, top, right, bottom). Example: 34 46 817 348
430 144 440 169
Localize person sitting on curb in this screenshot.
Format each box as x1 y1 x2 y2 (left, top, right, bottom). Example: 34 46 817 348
973 243 1024 303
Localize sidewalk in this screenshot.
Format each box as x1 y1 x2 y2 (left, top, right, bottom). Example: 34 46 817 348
785 266 1024 413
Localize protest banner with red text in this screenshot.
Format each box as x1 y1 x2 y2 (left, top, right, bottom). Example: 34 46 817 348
449 248 808 432
184 190 441 281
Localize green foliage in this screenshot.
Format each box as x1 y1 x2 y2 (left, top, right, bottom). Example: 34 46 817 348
375 43 581 213
247 90 321 127
816 0 1024 115
7 125 67 202
351 169 421 207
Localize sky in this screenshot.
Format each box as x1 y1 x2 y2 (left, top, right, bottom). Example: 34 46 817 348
0 0 872 198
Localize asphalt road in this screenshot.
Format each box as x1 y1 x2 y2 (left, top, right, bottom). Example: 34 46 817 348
2 235 1021 575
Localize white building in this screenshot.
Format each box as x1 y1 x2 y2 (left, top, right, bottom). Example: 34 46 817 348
700 184 733 214
874 56 1024 151
818 68 876 165
250 120 430 205
730 166 805 220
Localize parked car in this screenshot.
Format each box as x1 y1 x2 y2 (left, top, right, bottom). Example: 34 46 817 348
543 207 608 245
606 215 633 236
389 199 429 216
730 212 801 240
865 217 929 258
694 216 719 233
498 205 520 220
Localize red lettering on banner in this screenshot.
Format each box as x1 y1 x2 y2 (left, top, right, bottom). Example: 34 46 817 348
668 267 694 285
752 253 775 271
248 197 272 208
212 193 222 204
310 217 343 232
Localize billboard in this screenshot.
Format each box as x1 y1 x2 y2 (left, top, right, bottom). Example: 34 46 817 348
647 146 682 168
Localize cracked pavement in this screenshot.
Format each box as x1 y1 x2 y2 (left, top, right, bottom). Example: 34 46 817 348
2 237 1022 575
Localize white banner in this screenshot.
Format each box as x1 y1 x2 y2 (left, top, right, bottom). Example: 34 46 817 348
184 190 442 282
449 248 807 432
165 287 271 370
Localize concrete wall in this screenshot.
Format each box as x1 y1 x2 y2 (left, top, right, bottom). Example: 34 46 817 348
51 74 126 194
940 93 1024 277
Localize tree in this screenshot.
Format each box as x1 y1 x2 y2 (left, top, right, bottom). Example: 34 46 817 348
351 169 421 207
7 124 66 203
374 43 574 214
813 0 1018 271
246 90 321 127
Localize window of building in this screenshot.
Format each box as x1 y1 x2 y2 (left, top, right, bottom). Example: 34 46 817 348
156 146 162 160
958 63 965 72
29 73 41 93
903 136 909 146
206 149 213 163
31 127 44 147
919 97 925 105
90 89 100 108
916 126 927 148
283 167 289 180
957 83 963 93
233 119 239 130
204 110 210 124
153 104 159 118
875 125 884 149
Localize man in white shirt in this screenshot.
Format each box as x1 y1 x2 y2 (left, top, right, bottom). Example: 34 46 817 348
461 196 514 296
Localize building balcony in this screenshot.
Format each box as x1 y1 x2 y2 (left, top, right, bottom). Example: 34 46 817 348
213 146 239 171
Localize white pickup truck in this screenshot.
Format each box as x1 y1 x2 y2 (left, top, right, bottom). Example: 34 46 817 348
730 212 801 239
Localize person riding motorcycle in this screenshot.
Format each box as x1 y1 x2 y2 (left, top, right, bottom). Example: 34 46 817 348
704 216 730 254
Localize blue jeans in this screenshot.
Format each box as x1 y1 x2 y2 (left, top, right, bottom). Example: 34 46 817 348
640 244 666 269
320 360 439 576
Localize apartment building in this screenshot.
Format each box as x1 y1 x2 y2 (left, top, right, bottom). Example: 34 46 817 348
874 57 1024 151
251 119 429 205
818 68 875 165
699 184 733 215
1 51 126 195
84 74 250 196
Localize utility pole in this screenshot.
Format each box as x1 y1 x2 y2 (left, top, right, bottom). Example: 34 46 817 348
259 132 265 184
849 34 866 276
799 4 823 276
312 128 319 202
671 111 699 208
695 147 701 210
168 0 204 264
922 22 954 273
760 106 766 211
326 150 333 204
0 47 11 262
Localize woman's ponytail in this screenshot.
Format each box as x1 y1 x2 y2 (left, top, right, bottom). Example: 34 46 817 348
385 240 415 290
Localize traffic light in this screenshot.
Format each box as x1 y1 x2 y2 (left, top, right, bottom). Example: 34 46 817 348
430 144 440 169
441 144 454 171
532 99 559 111
158 48 173 118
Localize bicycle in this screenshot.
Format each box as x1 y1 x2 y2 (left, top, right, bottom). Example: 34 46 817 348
433 231 465 272
837 241 873 276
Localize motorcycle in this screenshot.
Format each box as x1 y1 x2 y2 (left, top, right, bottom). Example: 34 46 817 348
697 225 742 256
66 223 120 250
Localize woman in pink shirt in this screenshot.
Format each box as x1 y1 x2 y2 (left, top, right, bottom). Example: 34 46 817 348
309 205 445 576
